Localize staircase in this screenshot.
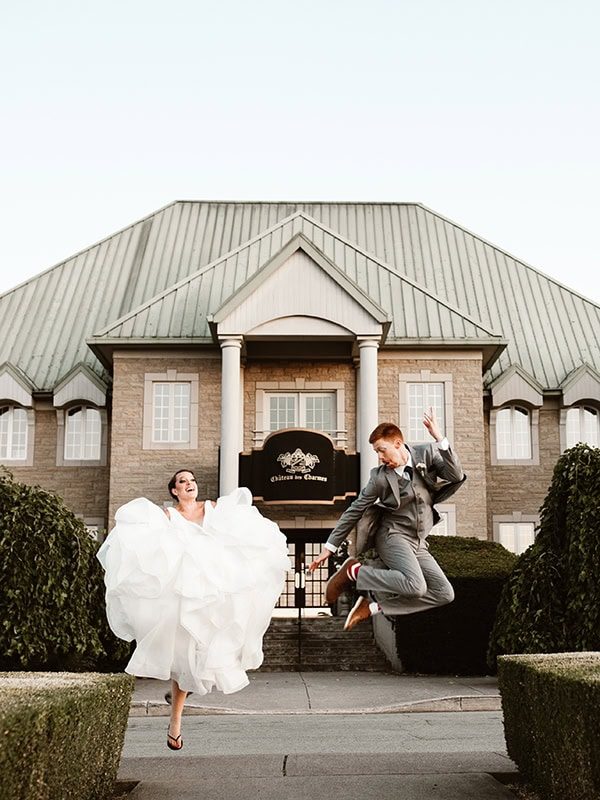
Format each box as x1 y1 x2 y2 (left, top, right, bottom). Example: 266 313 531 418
260 615 390 671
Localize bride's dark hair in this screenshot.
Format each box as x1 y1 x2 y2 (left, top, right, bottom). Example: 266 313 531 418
168 469 197 499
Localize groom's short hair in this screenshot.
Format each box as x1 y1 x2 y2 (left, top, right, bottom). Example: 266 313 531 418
369 422 404 443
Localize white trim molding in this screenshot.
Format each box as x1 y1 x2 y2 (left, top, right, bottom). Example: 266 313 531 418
56 406 108 467
53 363 108 408
398 370 454 444
490 405 540 466
559 403 600 452
142 369 199 451
431 503 457 536
560 363 600 407
493 511 539 554
0 405 35 465
254 379 347 447
0 363 34 407
489 365 544 408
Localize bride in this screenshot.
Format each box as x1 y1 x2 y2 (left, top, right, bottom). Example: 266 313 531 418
97 469 289 751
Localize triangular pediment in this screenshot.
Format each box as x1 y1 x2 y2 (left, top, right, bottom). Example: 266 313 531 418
210 234 389 339
489 364 544 407
53 363 108 407
88 211 506 369
561 363 600 405
0 362 34 406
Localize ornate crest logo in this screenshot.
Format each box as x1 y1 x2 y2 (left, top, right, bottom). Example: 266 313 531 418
277 448 320 474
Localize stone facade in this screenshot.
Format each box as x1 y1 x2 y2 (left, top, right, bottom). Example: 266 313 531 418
485 397 560 536
5 400 109 524
108 352 222 521
3 349 571 544
378 354 487 539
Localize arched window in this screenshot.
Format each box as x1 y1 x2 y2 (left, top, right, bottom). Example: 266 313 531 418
0 405 28 460
64 406 102 461
495 406 531 460
565 406 600 448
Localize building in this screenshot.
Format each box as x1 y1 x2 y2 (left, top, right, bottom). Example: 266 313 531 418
1 201 599 609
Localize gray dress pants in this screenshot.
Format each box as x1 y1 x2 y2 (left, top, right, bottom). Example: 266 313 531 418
355 529 454 615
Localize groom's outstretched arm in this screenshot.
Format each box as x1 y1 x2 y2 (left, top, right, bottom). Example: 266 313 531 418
307 471 380 572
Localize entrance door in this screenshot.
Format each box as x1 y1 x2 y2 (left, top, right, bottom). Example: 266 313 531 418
277 532 332 610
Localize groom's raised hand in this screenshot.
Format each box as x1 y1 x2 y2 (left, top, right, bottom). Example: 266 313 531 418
308 547 331 572
423 406 443 442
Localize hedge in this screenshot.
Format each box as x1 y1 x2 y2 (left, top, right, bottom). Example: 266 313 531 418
0 672 134 800
498 652 600 800
489 444 600 667
0 468 131 671
384 535 517 674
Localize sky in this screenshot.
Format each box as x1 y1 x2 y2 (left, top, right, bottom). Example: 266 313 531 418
1 0 599 304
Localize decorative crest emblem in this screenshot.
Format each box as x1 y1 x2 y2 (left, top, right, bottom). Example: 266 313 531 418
277 448 320 474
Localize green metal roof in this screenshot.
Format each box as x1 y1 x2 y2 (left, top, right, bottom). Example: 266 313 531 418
1 201 598 391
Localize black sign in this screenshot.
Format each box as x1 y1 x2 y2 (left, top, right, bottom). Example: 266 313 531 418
239 429 360 503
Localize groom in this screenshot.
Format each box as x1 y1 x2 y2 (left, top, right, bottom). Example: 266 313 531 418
308 408 465 631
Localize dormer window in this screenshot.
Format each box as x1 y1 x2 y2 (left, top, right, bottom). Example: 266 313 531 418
0 405 28 460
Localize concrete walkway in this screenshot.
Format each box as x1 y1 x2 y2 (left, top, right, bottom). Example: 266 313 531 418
120 672 516 799
130 671 501 716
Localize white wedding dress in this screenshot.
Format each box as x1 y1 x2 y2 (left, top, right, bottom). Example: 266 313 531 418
97 487 289 695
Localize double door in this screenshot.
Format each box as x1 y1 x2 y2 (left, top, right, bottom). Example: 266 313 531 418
277 532 332 610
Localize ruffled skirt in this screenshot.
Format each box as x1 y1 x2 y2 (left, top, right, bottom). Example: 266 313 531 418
97 488 289 695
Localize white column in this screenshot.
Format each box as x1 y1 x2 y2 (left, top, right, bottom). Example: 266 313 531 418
219 337 243 496
357 337 379 486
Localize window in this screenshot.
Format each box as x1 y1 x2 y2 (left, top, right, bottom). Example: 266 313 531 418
398 371 453 443
407 382 445 442
0 405 28 460
565 406 600 448
497 522 536 555
65 406 102 461
495 406 531 460
152 382 191 443
143 370 199 451
266 392 336 435
430 504 456 536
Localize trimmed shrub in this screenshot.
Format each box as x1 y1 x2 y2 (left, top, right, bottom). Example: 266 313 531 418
489 444 600 667
0 468 130 671
390 535 517 674
498 652 600 800
0 672 134 800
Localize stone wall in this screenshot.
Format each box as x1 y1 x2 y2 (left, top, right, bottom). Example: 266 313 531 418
108 353 221 522
485 397 560 535
4 401 109 522
378 354 487 539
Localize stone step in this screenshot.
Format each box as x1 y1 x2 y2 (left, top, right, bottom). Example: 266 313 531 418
260 616 389 672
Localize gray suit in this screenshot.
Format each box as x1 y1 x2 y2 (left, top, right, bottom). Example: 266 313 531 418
327 442 465 615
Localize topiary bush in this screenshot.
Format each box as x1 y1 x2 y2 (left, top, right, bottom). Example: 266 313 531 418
0 468 130 671
0 671 134 800
387 535 518 674
489 444 600 667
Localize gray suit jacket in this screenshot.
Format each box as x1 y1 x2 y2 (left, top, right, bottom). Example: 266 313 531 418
327 442 466 553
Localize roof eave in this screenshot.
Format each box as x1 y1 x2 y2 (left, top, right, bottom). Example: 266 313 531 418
383 338 508 372
86 337 216 368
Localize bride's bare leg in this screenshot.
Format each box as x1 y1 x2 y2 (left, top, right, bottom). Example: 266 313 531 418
168 680 187 742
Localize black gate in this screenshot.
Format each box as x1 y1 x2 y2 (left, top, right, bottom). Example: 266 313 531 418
277 532 332 610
